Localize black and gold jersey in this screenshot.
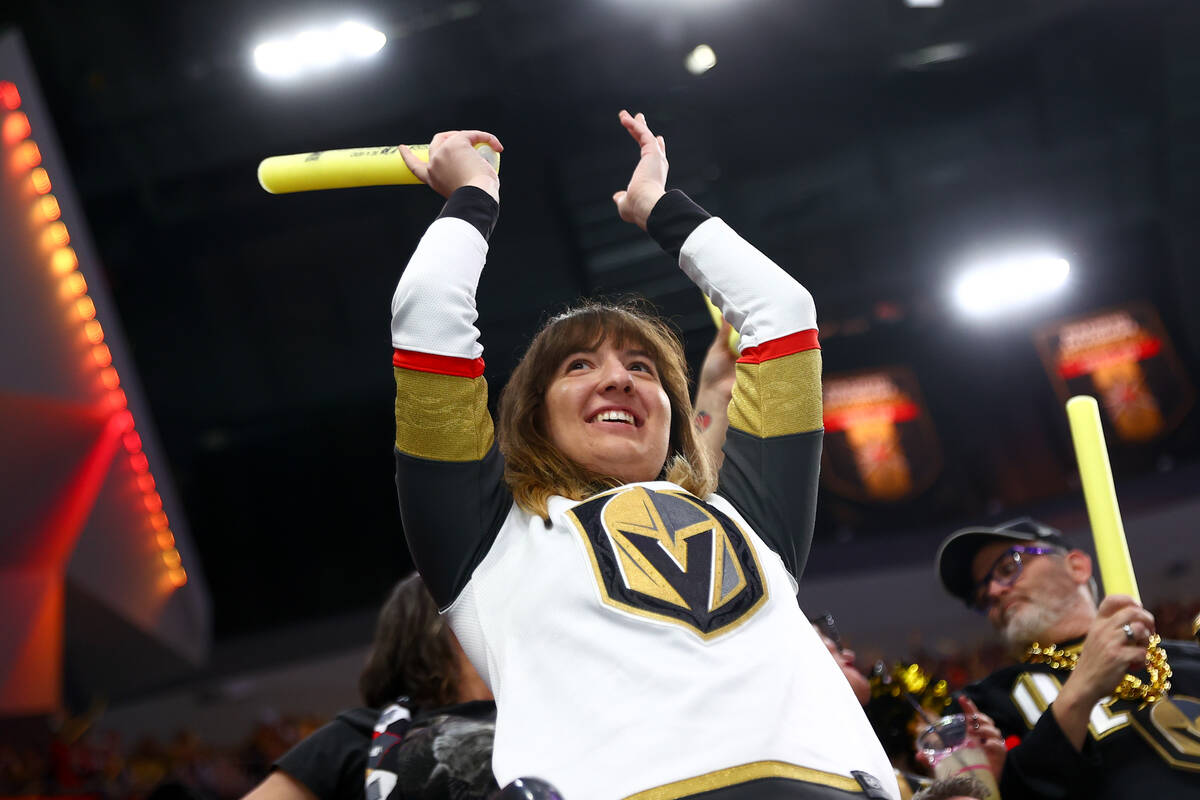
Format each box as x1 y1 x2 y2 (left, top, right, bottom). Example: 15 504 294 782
963 638 1200 799
389 188 897 799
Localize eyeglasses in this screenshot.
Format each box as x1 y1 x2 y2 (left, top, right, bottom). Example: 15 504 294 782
970 544 1063 612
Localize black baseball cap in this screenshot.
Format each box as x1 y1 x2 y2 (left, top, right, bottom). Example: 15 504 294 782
936 517 1070 606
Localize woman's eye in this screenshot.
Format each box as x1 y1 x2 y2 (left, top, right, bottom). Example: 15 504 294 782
567 359 589 372
629 361 654 374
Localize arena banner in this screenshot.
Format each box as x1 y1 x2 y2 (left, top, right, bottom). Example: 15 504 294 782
1034 303 1195 443
821 367 941 502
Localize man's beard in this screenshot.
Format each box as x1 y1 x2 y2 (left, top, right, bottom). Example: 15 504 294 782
1000 590 1078 646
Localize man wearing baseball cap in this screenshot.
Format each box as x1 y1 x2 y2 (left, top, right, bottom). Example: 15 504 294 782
934 517 1200 799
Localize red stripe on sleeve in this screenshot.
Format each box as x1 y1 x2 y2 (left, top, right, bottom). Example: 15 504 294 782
393 348 486 378
737 329 820 364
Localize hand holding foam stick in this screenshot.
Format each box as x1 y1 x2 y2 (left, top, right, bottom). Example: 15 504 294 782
398 130 502 202
258 134 501 196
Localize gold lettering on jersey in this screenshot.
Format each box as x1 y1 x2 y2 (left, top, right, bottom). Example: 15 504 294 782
1011 672 1129 740
566 486 768 640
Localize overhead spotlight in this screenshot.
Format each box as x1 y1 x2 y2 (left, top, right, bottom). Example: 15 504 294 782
335 21 387 57
254 40 301 79
685 44 717 75
952 255 1070 318
905 0 944 7
295 29 342 70
253 20 387 80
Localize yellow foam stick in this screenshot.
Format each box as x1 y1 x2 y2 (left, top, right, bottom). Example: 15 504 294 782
257 143 500 194
1066 395 1140 602
702 293 741 353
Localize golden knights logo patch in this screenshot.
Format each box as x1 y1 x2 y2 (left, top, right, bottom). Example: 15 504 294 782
566 486 767 639
1128 695 1200 771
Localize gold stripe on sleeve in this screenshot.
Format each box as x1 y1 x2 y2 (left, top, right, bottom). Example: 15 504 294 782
728 349 823 438
394 368 494 461
622 760 862 800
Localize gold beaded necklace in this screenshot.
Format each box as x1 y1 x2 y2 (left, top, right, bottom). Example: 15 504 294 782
1022 634 1173 707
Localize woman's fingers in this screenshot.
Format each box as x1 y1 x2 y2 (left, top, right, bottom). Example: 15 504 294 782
619 109 659 149
455 130 504 152
398 145 430 184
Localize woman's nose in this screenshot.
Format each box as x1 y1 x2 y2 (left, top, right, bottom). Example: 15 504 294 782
598 356 633 393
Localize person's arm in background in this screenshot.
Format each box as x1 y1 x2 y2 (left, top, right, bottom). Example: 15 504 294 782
243 711 374 800
243 772 318 800
692 321 737 470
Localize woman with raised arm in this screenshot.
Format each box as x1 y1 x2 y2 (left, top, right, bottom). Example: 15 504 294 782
389 112 897 800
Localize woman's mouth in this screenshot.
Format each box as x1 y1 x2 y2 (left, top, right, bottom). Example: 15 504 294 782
588 409 639 426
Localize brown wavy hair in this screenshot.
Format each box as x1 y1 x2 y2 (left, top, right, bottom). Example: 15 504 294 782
358 572 458 710
497 300 716 518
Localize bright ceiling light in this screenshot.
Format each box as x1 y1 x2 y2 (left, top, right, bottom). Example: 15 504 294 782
952 255 1071 317
336 21 387 57
254 21 387 80
685 44 717 75
295 29 342 69
905 0 944 7
254 40 301 79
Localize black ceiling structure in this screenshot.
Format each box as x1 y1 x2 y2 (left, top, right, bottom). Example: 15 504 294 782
2 0 1198 649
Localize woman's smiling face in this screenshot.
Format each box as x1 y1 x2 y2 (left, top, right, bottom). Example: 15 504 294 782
542 337 672 485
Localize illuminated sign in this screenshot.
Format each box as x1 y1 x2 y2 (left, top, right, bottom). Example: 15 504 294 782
821 367 941 502
1035 303 1195 443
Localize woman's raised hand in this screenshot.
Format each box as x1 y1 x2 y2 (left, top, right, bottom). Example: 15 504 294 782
400 130 503 202
612 110 668 231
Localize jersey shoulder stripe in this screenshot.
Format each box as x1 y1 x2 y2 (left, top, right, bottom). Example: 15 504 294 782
393 348 486 378
737 328 820 364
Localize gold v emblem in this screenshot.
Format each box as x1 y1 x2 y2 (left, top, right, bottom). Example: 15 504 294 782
568 486 766 639
602 487 747 612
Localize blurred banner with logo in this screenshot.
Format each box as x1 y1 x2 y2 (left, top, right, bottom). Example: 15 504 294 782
821 367 941 502
1035 303 1195 443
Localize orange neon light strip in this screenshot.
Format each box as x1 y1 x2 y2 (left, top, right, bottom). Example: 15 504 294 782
13 140 40 169
30 167 50 193
51 246 78 275
4 84 188 587
0 82 19 110
2 111 30 145
60 271 86 300
37 194 61 222
83 319 103 344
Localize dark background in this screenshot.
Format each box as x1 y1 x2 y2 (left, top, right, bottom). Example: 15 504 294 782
3 0 1198 640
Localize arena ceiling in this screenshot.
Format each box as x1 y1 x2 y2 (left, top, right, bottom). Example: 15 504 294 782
2 0 1198 645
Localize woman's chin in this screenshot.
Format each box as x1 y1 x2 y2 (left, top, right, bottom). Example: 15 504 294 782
584 457 661 485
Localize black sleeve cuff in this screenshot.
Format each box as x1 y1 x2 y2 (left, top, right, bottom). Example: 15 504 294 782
646 189 711 260
437 185 499 241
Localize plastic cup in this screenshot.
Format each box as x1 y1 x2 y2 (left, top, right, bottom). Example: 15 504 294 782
917 714 1002 800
